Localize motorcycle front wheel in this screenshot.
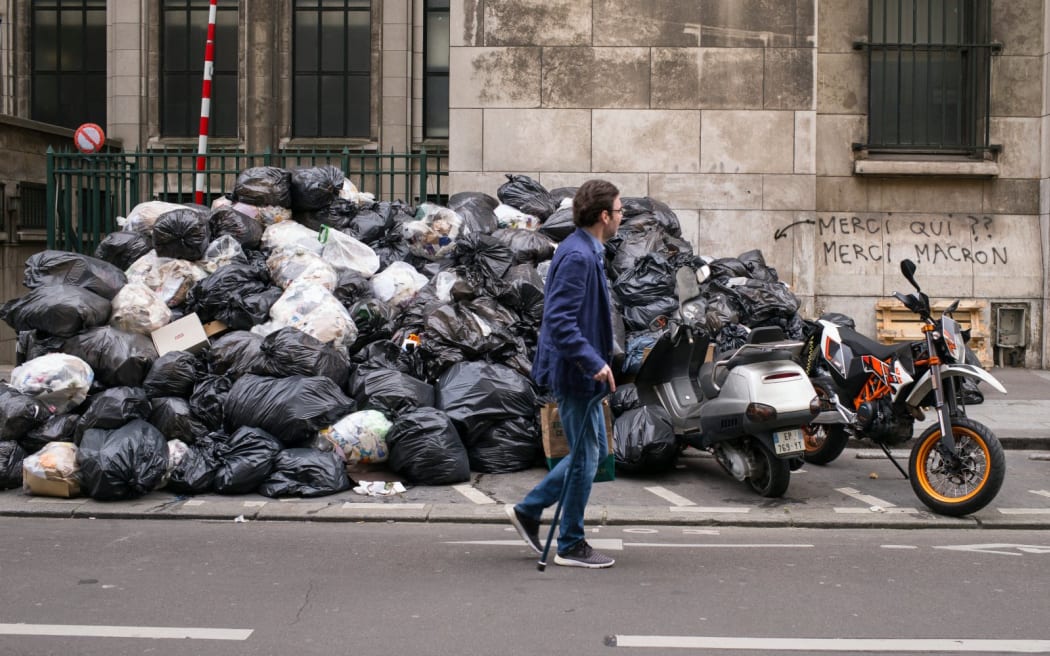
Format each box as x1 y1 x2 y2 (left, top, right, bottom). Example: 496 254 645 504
746 440 791 498
908 417 1005 517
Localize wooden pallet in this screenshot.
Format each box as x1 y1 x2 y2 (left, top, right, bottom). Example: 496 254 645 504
874 299 992 369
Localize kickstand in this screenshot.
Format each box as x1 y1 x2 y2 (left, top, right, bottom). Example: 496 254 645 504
878 442 909 480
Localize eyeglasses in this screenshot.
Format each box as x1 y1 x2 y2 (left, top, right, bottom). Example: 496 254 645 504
609 207 624 216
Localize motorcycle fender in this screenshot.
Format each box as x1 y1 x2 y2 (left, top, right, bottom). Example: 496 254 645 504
904 364 1007 407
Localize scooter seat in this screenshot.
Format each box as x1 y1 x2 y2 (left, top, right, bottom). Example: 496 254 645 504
698 361 728 399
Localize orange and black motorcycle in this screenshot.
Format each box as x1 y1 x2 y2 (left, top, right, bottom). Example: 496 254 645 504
799 259 1006 516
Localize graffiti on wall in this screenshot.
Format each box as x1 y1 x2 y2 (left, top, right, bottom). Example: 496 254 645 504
776 215 1008 266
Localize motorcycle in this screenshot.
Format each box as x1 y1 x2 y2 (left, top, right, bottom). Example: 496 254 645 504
633 267 820 497
800 258 1007 516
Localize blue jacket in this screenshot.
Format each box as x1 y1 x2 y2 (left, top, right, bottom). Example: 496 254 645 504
531 228 613 399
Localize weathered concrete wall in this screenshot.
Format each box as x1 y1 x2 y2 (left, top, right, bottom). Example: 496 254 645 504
449 0 1049 367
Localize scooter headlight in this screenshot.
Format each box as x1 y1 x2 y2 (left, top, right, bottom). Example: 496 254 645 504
745 402 777 422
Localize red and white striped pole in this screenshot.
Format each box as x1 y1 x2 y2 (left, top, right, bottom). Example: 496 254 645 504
194 0 218 206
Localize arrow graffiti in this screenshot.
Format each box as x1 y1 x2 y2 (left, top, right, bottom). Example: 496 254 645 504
774 219 816 240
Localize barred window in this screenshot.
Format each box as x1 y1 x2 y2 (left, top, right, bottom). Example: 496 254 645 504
161 0 239 138
293 0 372 138
31 0 107 130
424 0 449 139
858 0 997 156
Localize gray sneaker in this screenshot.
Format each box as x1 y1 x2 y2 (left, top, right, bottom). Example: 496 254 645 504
505 505 541 554
554 540 615 569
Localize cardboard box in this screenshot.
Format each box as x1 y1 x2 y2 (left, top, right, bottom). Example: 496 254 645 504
151 312 210 356
23 471 80 498
540 399 616 482
202 320 230 338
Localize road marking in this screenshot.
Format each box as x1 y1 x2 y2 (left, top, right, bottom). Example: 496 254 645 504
834 507 920 514
0 623 252 641
880 544 919 550
835 487 898 509
669 506 751 514
1030 490 1050 499
999 508 1050 515
607 635 1050 652
452 484 496 505
183 500 206 506
934 544 1050 556
340 502 426 510
624 543 813 549
242 501 266 508
645 486 696 507
448 538 624 551
26 498 81 504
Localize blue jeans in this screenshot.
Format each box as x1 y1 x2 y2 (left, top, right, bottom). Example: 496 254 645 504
517 393 607 554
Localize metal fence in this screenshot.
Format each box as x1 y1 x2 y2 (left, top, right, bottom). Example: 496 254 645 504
46 146 449 254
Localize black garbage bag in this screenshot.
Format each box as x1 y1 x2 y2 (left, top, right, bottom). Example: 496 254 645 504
152 208 211 261
290 166 345 212
351 340 427 380
296 199 357 232
463 415 541 474
209 206 263 250
21 414 78 454
224 374 355 445
372 230 412 270
16 330 66 365
435 361 535 446
537 204 575 242
142 351 200 399
612 253 678 331
497 264 545 327
608 229 666 279
166 432 222 495
0 285 111 337
710 277 800 325
737 249 779 282
707 257 751 280
75 387 152 442
491 228 556 265
254 327 350 388
453 233 515 294
233 166 292 208
619 197 682 237
77 419 169 500
212 426 283 494
610 384 642 416
340 203 386 243
497 174 557 220
257 447 351 498
386 407 470 485
0 440 26 489
332 269 374 307
24 250 128 300
63 327 157 388
150 397 210 444
448 191 499 235
189 374 232 430
347 367 434 417
206 331 265 379
0 384 52 441
186 263 280 330
548 186 577 204
347 298 395 353
818 312 856 329
612 405 678 475
95 231 152 271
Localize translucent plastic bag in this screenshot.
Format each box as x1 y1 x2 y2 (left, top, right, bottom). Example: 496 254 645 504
199 234 248 273
126 251 207 307
117 201 185 236
402 205 468 260
319 226 380 278
316 409 392 466
255 280 358 353
370 261 428 308
109 282 172 335
9 353 94 413
261 221 322 254
22 441 80 498
266 247 338 291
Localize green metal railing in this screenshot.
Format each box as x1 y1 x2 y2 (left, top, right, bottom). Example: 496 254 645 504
46 146 448 254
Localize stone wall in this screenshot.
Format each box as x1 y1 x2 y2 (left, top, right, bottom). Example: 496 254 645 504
448 0 1049 367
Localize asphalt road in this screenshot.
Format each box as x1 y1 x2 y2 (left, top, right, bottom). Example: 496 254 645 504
1 520 1048 656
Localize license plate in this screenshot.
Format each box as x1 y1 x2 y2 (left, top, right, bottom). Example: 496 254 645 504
773 428 805 455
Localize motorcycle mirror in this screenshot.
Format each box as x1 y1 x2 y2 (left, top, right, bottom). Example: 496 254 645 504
676 266 701 304
900 259 920 291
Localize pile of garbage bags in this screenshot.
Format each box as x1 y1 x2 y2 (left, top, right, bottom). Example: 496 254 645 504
0 168 807 500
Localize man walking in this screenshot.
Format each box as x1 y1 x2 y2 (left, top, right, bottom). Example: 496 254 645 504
506 179 621 569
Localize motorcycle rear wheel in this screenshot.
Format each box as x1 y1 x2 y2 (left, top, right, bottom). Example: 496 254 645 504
746 440 791 498
908 417 1005 517
802 378 850 465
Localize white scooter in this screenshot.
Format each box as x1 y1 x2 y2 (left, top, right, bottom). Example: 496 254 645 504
633 268 820 497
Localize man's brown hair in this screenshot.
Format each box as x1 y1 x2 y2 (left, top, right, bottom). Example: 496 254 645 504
572 179 620 228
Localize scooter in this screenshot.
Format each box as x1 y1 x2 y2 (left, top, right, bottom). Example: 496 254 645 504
633 267 820 497
800 258 1007 516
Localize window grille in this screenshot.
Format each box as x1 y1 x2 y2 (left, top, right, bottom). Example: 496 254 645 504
855 0 999 156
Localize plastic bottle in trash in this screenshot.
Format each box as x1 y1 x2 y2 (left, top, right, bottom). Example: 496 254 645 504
401 333 421 352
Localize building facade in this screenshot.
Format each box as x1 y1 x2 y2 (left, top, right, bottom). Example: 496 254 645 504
0 0 1047 369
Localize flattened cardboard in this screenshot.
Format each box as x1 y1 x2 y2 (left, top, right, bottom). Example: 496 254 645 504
151 312 210 356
